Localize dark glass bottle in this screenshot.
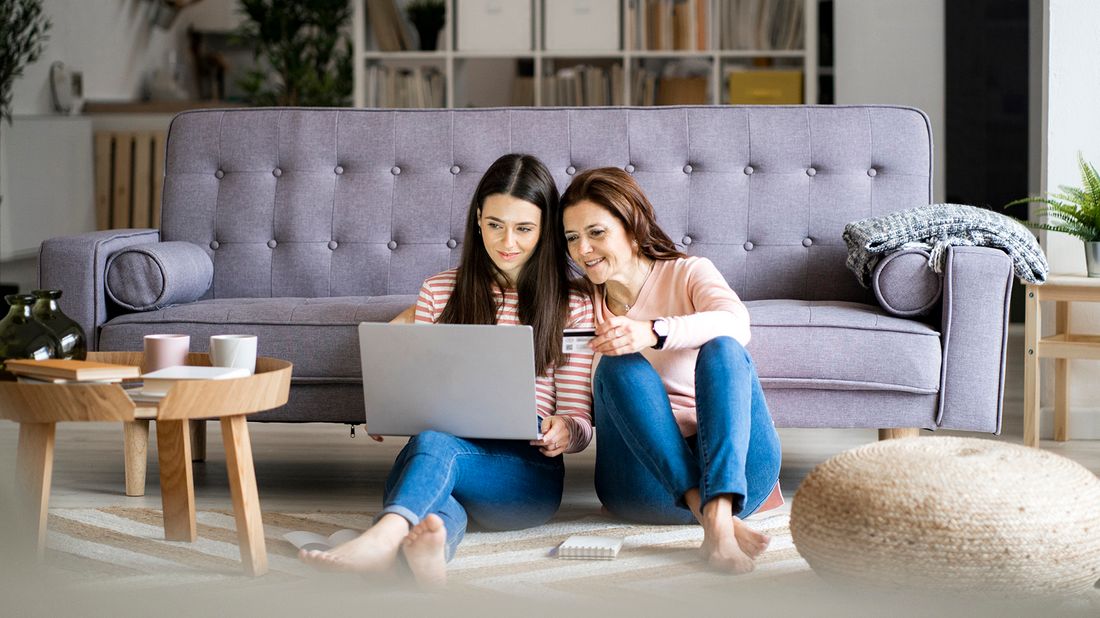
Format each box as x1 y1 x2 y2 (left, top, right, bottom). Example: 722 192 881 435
0 294 62 380
32 289 87 360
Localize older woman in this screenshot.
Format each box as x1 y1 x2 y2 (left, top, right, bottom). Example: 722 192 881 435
560 167 782 574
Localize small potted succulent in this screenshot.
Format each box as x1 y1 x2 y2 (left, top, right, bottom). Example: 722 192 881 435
1007 153 1100 277
406 0 445 51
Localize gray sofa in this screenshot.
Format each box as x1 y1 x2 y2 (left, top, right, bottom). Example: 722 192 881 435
40 106 1012 437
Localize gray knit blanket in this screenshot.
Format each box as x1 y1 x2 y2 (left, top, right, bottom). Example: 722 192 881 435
843 204 1048 287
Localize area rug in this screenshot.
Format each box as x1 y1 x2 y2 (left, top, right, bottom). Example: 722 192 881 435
40 505 809 596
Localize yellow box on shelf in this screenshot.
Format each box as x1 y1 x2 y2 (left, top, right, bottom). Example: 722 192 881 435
727 70 803 105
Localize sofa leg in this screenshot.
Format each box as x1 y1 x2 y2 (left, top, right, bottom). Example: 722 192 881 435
190 420 207 462
123 420 150 497
878 428 920 441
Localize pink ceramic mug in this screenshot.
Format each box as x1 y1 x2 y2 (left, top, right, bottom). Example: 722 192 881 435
142 334 191 372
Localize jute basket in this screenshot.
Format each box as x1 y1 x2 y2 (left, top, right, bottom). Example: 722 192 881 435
790 436 1100 596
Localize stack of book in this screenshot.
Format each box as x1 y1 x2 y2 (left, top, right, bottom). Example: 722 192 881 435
4 359 140 384
129 365 250 402
541 64 624 107
627 0 709 51
718 0 804 51
366 0 412 52
364 65 445 108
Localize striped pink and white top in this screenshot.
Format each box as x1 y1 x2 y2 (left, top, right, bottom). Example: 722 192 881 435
414 269 596 453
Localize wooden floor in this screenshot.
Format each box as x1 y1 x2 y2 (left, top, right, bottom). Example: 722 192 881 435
0 326 1096 515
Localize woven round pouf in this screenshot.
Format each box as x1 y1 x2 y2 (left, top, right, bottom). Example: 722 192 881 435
790 436 1100 596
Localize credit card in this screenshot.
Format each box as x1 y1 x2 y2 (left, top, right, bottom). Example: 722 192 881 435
562 328 596 353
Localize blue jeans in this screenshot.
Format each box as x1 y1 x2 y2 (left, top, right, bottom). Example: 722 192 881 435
378 430 564 562
594 337 781 524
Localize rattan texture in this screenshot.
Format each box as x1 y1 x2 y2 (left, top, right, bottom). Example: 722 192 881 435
790 437 1100 596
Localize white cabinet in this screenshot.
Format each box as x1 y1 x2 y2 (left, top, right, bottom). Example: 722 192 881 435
352 0 818 108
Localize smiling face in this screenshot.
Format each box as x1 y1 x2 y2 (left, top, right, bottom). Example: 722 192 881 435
478 193 543 286
562 199 638 285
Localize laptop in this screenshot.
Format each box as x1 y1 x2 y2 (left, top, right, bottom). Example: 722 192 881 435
357 322 542 440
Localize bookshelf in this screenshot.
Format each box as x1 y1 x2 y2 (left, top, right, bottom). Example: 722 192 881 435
352 0 819 108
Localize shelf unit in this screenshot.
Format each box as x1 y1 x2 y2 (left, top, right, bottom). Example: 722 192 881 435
352 0 818 108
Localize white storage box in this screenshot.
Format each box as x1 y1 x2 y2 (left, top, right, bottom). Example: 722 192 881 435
545 0 620 51
457 0 532 51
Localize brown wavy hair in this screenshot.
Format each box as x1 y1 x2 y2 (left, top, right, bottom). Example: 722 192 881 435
559 167 687 267
438 154 570 376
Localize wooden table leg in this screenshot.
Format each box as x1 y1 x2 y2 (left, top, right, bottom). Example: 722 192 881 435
16 422 56 559
1023 287 1041 447
221 415 268 576
1054 301 1069 441
156 419 196 542
123 420 149 497
878 428 919 440
190 420 207 462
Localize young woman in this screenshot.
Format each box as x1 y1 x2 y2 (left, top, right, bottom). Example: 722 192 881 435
301 154 594 587
560 167 782 574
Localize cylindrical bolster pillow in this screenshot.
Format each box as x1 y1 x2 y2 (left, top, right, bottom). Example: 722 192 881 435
872 249 943 316
106 242 213 311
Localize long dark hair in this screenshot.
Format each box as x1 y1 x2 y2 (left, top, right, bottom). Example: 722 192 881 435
438 154 570 376
560 167 687 264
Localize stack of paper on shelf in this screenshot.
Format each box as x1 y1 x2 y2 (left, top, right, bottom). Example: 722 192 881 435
4 359 140 383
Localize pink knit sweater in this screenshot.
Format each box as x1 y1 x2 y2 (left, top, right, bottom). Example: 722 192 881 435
593 256 751 437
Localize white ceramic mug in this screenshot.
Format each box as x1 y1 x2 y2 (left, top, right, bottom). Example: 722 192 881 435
143 334 190 373
209 335 258 374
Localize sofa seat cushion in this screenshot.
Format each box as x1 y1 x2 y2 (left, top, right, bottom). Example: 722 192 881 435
745 300 942 394
99 296 417 380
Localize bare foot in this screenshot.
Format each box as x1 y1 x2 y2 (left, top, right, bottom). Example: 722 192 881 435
299 513 408 573
699 497 755 574
402 514 448 589
733 516 770 558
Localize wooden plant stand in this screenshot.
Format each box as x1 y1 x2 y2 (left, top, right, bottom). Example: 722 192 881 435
0 352 292 577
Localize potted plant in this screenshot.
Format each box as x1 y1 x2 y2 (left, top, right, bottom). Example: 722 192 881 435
406 0 444 52
1007 153 1100 277
233 0 353 107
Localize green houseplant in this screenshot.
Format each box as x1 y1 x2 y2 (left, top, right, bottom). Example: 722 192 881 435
233 0 353 107
1007 153 1100 277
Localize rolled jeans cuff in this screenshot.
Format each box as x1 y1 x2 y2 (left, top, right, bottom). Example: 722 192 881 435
375 504 420 528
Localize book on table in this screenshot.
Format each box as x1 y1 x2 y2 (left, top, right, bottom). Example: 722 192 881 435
3 358 140 381
139 365 250 397
16 375 123 385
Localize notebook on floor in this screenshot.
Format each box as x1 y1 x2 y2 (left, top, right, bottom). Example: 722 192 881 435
357 323 541 440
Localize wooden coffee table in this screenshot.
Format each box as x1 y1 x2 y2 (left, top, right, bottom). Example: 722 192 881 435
0 352 292 576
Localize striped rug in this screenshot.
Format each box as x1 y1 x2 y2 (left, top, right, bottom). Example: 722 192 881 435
41 505 811 595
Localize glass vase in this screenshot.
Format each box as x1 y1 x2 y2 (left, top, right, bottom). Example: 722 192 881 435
32 289 87 360
0 294 62 380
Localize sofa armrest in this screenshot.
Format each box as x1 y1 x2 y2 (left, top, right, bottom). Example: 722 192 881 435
38 228 160 350
871 248 943 316
936 246 1013 433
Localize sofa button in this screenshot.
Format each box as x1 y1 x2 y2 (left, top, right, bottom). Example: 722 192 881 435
624 164 635 173
391 166 401 175
450 165 461 175
867 167 878 177
387 240 398 250
682 235 693 245
566 165 576 175
214 169 224 179
446 239 457 249
743 241 754 251
683 164 693 174
806 167 817 177
209 240 220 250
334 165 344 175
743 165 754 175
267 240 277 249
272 167 282 177
802 237 813 247
328 240 338 250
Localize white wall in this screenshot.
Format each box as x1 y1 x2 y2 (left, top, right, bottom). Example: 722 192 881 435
11 0 243 115
833 0 946 202
1035 0 1100 438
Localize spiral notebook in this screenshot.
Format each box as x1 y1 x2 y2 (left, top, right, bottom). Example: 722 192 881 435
556 535 623 560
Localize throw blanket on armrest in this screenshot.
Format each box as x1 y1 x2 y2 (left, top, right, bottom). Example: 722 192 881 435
843 203 1049 287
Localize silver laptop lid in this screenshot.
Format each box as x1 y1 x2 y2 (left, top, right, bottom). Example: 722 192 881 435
358 323 540 440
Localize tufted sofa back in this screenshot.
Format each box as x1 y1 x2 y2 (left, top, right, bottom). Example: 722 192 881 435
161 106 932 303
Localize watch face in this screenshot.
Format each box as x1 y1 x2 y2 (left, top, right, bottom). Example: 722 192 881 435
653 319 669 336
